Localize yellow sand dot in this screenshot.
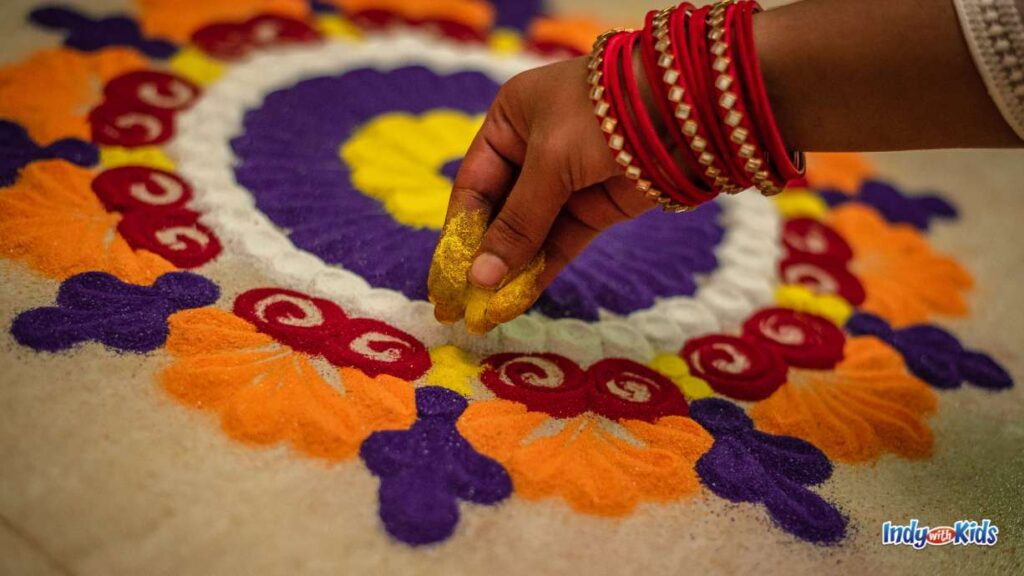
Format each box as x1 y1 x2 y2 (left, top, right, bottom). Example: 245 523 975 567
649 353 714 401
169 46 225 86
101 146 175 171
774 284 853 326
427 345 482 396
772 187 829 220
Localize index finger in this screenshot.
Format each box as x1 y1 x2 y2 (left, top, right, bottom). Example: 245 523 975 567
428 106 524 324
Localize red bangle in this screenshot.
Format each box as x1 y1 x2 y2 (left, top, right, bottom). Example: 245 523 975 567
687 4 750 191
669 6 740 194
605 32 675 200
648 5 729 198
623 25 705 208
589 30 673 208
733 0 804 184
706 1 779 194
639 8 716 200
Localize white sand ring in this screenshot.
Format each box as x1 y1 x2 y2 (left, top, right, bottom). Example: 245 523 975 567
170 34 782 365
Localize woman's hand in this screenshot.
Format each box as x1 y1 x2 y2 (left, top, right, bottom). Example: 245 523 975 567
427 56 652 334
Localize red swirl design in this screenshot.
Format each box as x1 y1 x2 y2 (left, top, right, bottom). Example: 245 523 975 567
324 318 431 381
480 353 588 417
779 255 866 305
89 71 200 147
586 359 688 421
782 218 853 264
742 308 845 369
233 288 347 352
232 288 431 380
192 15 321 60
89 104 174 146
92 167 192 212
91 166 222 269
103 71 200 113
346 11 486 43
682 335 787 401
118 209 222 269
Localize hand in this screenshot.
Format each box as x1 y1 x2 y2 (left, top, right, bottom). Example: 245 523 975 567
427 56 653 334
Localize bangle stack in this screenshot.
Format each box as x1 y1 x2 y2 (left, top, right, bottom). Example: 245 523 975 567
588 0 804 212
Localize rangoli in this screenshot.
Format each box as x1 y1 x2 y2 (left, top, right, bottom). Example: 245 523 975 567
0 0 1015 555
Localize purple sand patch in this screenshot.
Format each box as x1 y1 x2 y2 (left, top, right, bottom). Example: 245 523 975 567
492 0 545 30
846 312 1013 390
0 119 98 187
689 398 847 544
11 272 219 353
818 179 957 231
29 5 177 58
232 66 724 320
440 157 463 183
360 387 511 546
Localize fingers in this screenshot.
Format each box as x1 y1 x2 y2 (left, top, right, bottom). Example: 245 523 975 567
470 144 572 290
427 108 521 325
485 179 648 324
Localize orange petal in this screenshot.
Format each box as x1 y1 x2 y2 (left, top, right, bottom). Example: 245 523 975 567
460 404 710 516
0 48 146 142
752 338 936 463
804 153 874 192
0 161 175 284
161 309 415 462
457 400 548 463
830 204 972 326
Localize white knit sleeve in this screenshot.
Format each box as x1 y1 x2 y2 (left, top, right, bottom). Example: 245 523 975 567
953 0 1024 141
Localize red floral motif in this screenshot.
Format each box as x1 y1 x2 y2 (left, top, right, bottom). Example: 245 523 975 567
779 256 866 306
588 359 689 421
89 70 200 147
742 308 845 369
479 353 688 422
322 318 431 380
681 335 787 401
191 14 321 60
779 217 866 305
232 287 431 380
348 11 486 42
91 166 222 269
781 218 853 263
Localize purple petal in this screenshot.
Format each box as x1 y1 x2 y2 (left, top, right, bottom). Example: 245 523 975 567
761 474 847 544
378 472 459 546
689 398 754 435
959 351 1013 390
845 312 895 342
747 430 833 486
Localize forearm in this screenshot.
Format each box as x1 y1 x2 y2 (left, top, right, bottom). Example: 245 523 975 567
754 0 1021 150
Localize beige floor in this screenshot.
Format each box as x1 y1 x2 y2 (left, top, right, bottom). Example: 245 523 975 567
1 1 1023 575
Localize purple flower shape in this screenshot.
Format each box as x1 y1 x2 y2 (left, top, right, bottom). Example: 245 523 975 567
29 5 177 58
689 398 847 544
846 312 1012 390
11 272 219 353
1 119 98 187
232 66 724 320
308 0 337 14
360 387 511 546
492 0 545 30
818 179 957 230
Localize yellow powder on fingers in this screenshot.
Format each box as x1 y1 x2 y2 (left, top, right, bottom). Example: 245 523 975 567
487 254 545 325
427 210 487 323
465 286 497 335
